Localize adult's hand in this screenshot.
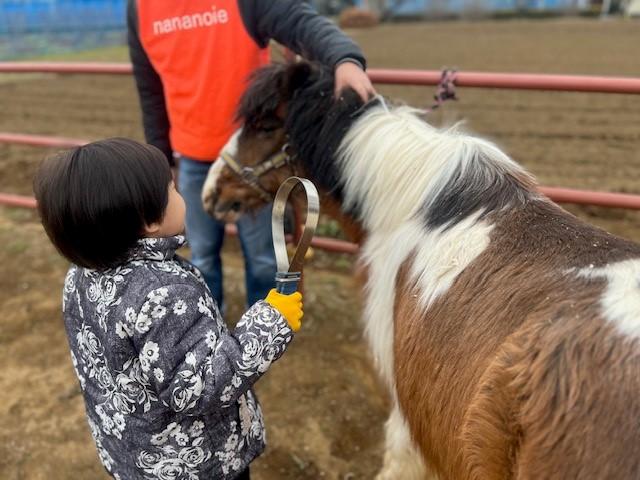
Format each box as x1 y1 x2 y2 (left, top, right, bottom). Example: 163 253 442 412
335 61 376 102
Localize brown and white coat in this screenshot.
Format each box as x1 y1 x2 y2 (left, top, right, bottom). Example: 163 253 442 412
203 62 640 479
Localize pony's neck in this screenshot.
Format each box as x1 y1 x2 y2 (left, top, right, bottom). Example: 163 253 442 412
288 165 366 244
320 195 366 244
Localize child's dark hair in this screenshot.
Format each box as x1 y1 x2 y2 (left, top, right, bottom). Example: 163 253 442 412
33 138 172 270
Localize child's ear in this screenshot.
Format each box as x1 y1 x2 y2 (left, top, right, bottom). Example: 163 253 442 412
143 222 161 237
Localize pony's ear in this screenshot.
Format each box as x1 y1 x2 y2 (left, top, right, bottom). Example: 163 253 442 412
280 61 315 100
237 63 289 124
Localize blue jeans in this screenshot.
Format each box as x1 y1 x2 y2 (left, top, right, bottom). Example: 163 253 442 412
178 156 276 310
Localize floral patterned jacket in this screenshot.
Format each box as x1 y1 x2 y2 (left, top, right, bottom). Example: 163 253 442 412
62 235 293 479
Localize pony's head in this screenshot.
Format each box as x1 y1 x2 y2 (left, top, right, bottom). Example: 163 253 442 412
202 63 290 222
201 124 289 223
202 61 369 224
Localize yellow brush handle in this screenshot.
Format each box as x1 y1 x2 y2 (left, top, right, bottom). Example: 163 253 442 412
265 289 303 332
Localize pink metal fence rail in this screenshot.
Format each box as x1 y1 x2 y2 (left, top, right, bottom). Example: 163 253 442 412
2 62 640 255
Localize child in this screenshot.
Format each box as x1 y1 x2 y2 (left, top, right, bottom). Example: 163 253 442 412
33 137 302 480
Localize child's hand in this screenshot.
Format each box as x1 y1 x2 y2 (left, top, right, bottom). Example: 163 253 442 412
265 289 303 332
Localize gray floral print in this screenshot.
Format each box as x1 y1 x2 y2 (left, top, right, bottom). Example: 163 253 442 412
62 236 293 479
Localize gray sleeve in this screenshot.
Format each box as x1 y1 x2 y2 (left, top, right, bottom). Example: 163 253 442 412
132 284 293 415
239 0 367 70
126 0 173 165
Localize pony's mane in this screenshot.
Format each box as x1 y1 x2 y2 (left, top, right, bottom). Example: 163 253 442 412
336 104 537 232
281 64 380 208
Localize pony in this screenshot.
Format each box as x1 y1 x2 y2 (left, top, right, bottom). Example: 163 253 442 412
202 61 640 479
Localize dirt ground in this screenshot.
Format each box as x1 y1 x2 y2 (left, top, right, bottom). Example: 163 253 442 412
1 18 640 480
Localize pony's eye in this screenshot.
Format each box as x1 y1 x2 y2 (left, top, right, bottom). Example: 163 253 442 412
257 124 282 138
256 118 282 133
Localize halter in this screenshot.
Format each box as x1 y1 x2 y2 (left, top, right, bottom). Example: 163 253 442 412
219 143 293 202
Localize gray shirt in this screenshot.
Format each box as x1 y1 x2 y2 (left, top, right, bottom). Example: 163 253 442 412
62 235 293 479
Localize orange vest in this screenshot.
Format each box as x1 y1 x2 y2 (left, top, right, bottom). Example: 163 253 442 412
137 0 270 161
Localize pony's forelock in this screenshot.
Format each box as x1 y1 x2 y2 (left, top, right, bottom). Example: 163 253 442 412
236 63 288 125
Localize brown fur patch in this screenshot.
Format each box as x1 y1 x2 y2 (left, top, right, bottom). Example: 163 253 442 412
393 199 640 479
320 195 365 244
